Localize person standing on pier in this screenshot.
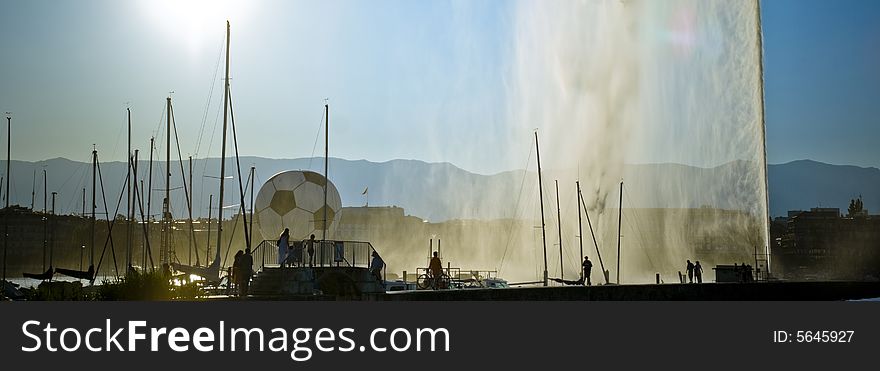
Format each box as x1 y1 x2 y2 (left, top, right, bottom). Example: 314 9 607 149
232 250 243 295
284 243 297 267
686 260 695 283
307 234 316 267
428 251 443 290
582 256 593 286
694 261 703 283
370 251 385 283
277 228 290 265
239 247 253 297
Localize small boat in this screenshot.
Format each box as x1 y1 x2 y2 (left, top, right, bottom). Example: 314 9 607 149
55 265 95 281
23 266 54 281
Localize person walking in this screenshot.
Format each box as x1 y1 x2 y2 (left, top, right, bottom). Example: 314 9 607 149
694 261 704 283
582 256 593 286
239 247 254 297
277 228 290 265
686 260 695 283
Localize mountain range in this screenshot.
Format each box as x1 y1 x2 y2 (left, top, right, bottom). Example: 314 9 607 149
1 157 877 220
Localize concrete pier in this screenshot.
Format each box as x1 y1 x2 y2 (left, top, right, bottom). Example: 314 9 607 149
377 281 880 301
249 266 384 297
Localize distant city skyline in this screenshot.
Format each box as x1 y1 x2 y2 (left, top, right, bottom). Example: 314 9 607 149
0 0 877 174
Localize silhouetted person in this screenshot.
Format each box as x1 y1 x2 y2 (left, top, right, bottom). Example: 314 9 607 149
127 264 139 278
277 228 290 265
686 260 694 283
428 251 443 289
369 251 385 283
232 250 243 295
694 261 703 283
307 234 316 267
285 244 297 267
239 247 253 297
582 256 593 286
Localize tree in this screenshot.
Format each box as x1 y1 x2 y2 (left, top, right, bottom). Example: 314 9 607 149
847 196 865 217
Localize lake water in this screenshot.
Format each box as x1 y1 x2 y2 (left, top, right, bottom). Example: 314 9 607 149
6 276 115 288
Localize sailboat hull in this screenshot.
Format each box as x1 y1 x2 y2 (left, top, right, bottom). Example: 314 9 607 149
22 266 54 281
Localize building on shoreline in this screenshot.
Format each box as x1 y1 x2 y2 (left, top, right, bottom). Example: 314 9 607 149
772 207 880 280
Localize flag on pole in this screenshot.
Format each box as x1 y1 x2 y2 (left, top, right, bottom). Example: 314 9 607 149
362 187 368 195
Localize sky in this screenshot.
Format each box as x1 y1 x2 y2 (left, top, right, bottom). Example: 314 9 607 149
762 0 880 169
0 0 878 174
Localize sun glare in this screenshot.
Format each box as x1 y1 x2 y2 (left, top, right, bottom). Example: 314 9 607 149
138 0 249 53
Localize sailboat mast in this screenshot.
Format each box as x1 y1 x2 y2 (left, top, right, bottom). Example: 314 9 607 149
207 194 213 264
147 136 154 264
535 132 548 286
1 114 7 282
50 191 56 270
81 187 85 271
188 155 193 266
42 169 47 270
216 20 230 261
132 149 139 270
91 147 97 266
3 115 7 208
127 107 132 269
125 108 134 272
140 178 146 270
323 103 328 241
555 180 563 280
249 165 255 248
576 181 584 281
617 180 623 284
164 97 171 265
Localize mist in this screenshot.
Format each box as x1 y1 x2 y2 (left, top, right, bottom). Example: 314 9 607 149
363 0 769 283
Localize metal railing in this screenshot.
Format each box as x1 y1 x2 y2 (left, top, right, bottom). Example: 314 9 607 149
252 239 377 271
412 266 502 290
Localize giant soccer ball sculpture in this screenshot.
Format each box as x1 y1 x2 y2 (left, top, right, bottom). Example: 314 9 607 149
254 170 342 241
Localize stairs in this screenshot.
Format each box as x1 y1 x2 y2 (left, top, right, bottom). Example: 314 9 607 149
249 266 315 296
248 266 385 297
